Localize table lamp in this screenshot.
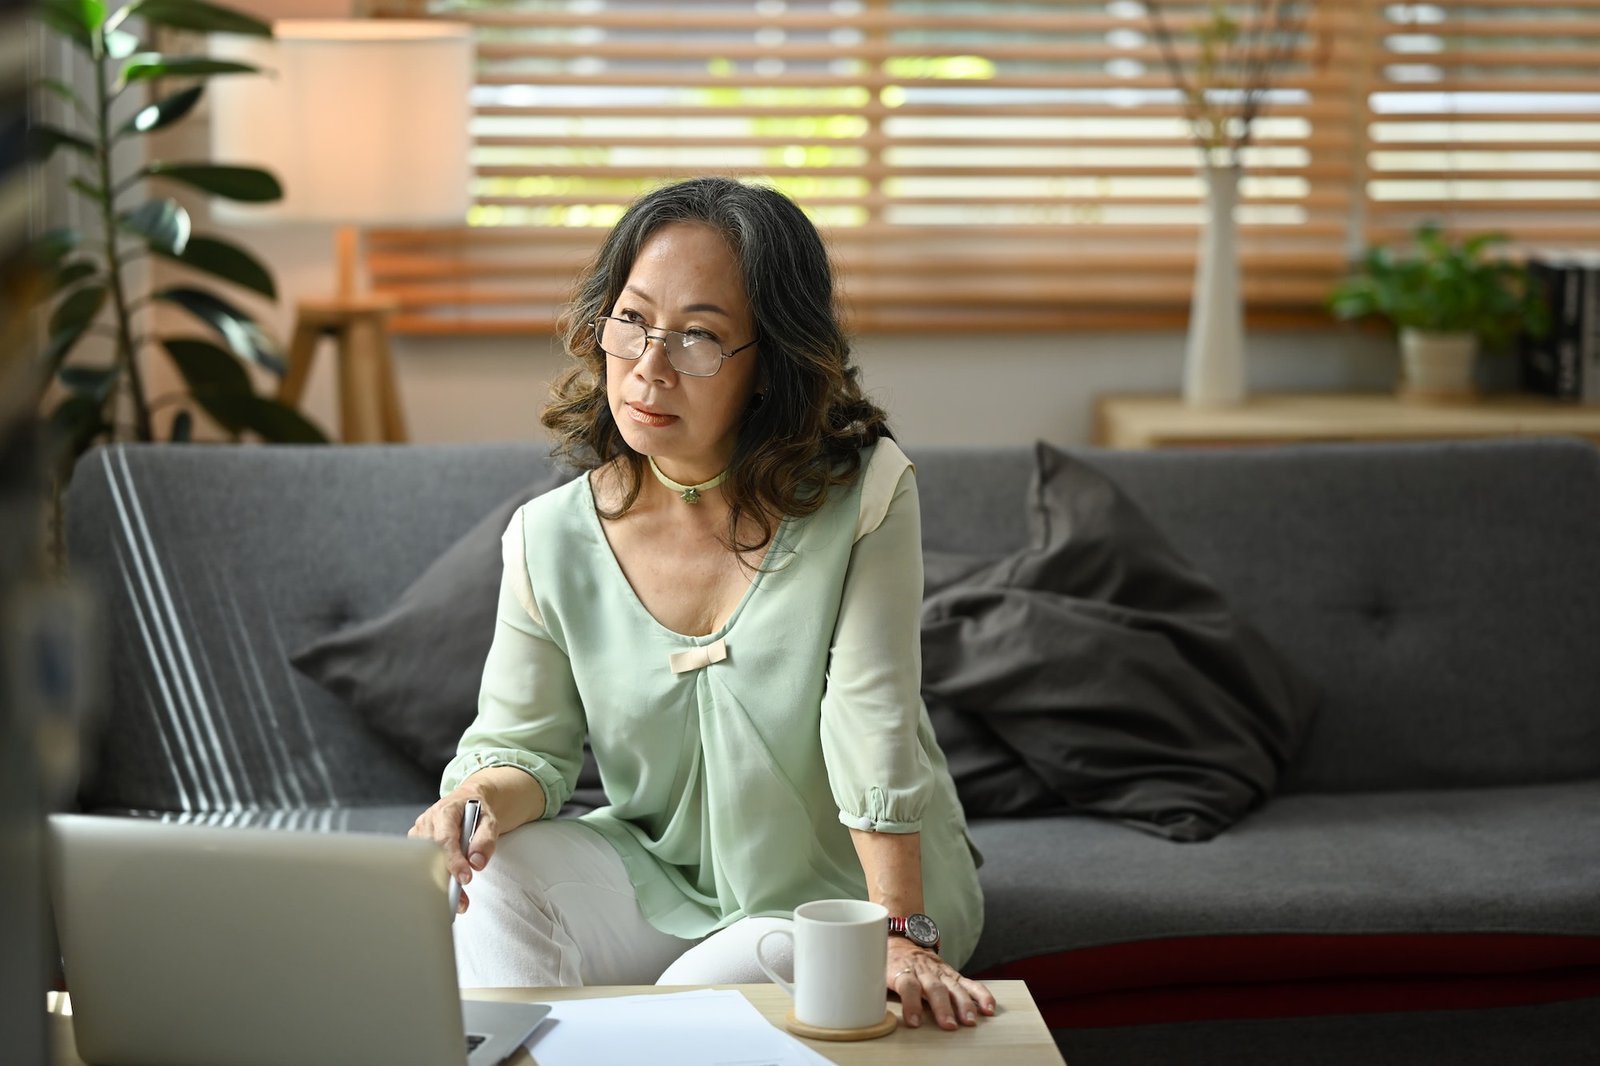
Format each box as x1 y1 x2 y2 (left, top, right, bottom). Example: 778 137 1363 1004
208 19 472 442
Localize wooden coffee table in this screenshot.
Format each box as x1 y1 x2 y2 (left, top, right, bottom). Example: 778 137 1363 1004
48 980 1065 1065
469 980 1065 1065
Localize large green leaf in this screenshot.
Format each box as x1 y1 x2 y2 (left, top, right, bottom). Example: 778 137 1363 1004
105 29 140 60
156 234 276 299
44 284 107 370
27 122 97 164
55 259 100 292
120 199 192 256
39 0 106 50
49 284 107 342
161 336 253 397
68 180 108 209
120 85 204 137
191 389 329 443
121 0 272 36
236 396 330 444
154 287 285 374
33 79 83 111
32 227 82 269
46 395 111 475
144 163 282 203
119 54 259 88
170 360 295 438
58 365 119 402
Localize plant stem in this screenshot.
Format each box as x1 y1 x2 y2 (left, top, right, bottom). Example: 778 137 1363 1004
1147 4 1201 143
94 43 152 442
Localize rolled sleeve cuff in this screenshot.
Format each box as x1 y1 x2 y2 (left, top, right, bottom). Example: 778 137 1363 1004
835 786 923 834
441 749 570 819
837 809 922 833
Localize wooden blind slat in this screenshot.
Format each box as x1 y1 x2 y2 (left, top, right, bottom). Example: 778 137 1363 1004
368 249 1346 280
456 9 1362 34
476 41 1346 64
474 70 1351 91
473 162 1356 180
368 221 1353 246
477 100 1352 120
1373 112 1600 126
475 134 1355 151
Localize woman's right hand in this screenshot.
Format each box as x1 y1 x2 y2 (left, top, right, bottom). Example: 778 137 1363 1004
410 787 500 914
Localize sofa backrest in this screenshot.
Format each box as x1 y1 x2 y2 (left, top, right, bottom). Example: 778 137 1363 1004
1081 437 1600 793
65 443 568 813
67 436 1600 815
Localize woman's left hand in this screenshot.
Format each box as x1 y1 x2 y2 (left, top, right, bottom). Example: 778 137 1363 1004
886 937 996 1030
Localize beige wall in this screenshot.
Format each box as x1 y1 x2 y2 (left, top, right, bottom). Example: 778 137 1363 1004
155 0 1401 450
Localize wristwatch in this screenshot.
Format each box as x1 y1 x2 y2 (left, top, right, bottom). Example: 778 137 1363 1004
887 912 941 952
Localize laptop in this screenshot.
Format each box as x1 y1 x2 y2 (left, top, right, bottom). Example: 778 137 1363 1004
47 814 550 1066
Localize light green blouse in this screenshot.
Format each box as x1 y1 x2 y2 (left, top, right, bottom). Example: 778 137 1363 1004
441 439 984 967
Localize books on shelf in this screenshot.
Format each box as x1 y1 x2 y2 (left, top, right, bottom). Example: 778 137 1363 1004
1521 252 1600 403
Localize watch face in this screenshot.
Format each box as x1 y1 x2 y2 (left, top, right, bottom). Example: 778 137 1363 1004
906 912 939 948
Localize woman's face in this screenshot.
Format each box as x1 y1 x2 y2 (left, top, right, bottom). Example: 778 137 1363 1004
605 222 761 483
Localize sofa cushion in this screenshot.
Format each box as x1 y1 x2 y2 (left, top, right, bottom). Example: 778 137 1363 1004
921 443 1317 840
966 779 1600 1017
288 473 566 776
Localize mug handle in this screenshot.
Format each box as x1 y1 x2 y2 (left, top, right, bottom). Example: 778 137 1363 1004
754 927 795 997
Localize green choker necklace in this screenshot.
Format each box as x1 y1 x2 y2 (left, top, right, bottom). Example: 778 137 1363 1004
647 456 729 503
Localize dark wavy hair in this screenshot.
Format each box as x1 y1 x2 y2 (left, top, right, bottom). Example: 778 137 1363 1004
542 177 892 555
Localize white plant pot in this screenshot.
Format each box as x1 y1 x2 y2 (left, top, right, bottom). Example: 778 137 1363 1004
1400 329 1479 401
1182 162 1247 408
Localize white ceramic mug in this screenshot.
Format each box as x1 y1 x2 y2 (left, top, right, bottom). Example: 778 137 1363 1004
755 898 887 1031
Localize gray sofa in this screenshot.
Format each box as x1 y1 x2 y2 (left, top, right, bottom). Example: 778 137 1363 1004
63 436 1600 1064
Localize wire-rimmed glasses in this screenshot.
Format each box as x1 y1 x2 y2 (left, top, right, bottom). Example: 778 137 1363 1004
593 316 757 378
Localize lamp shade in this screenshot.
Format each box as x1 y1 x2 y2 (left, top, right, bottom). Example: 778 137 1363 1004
209 20 472 226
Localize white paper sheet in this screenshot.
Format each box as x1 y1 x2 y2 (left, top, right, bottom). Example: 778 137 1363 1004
522 988 838 1066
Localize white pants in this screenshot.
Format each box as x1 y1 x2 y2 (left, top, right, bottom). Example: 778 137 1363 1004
454 819 794 988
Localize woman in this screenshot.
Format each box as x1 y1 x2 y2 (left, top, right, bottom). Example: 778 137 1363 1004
410 177 992 1032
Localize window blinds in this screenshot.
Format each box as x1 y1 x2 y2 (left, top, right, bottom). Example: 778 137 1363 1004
1364 0 1600 249
364 1 1597 336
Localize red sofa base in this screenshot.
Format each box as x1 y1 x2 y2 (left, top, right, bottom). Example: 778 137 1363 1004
976 933 1600 1028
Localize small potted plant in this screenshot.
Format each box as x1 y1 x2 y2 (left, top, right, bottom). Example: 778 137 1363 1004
1328 223 1549 401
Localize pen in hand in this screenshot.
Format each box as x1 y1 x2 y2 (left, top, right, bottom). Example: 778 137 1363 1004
447 799 480 920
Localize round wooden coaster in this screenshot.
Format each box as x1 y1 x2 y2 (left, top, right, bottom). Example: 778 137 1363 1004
784 1009 898 1041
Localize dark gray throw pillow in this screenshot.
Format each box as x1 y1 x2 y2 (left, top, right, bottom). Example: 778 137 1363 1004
290 472 606 808
921 442 1317 841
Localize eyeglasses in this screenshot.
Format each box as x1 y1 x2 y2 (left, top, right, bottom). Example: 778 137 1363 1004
593 316 757 378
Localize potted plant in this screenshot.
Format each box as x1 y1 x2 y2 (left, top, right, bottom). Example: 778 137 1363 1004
31 0 329 484
1328 223 1549 400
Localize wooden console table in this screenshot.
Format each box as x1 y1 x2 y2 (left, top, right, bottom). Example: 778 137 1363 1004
1094 392 1600 450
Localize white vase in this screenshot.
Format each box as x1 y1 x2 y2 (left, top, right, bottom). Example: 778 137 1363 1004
1399 328 1479 401
1182 162 1247 408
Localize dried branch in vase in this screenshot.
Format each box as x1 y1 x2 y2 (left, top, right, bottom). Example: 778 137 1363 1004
1145 1 1311 166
